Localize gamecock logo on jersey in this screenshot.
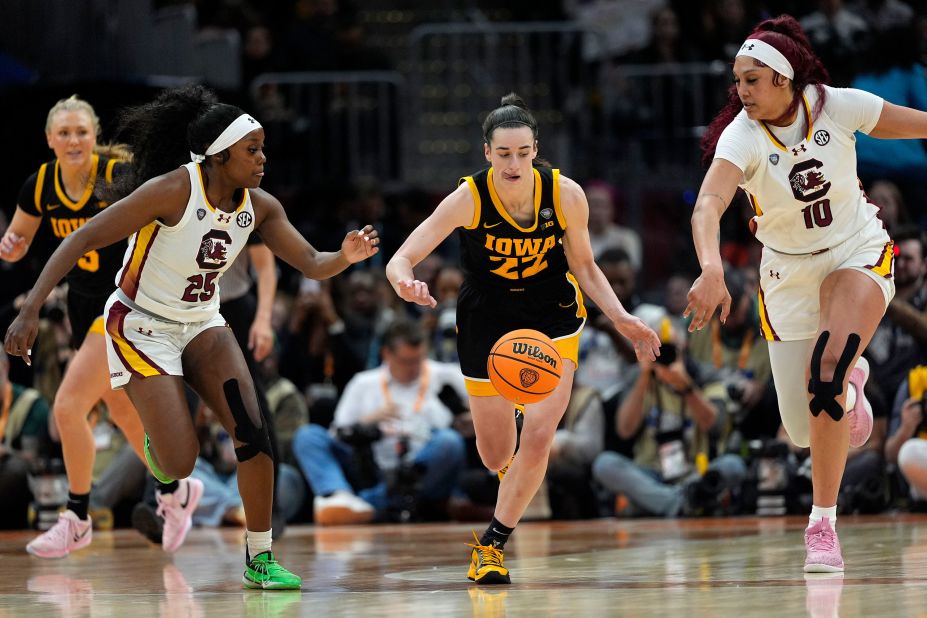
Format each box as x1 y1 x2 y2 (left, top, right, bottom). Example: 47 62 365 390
788 158 831 203
196 229 233 270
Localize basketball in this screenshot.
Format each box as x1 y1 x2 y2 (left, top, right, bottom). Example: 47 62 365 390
487 329 562 404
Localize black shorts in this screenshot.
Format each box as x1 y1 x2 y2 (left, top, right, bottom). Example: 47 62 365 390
456 274 586 396
66 288 112 349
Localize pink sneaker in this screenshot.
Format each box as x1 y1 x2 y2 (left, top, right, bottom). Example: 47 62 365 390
804 517 844 573
26 510 92 559
157 478 204 553
846 357 873 448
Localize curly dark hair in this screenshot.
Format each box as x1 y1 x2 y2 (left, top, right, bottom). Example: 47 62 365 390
106 85 245 200
700 15 829 168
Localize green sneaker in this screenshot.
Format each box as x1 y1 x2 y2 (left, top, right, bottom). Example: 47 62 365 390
145 434 174 484
242 551 302 590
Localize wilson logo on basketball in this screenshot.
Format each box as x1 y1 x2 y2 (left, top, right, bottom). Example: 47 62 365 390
519 368 539 388
511 343 558 369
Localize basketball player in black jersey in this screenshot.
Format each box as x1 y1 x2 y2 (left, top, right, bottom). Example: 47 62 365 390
0 96 200 558
386 93 661 584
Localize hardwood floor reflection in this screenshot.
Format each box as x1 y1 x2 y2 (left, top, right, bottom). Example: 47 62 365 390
1 516 927 616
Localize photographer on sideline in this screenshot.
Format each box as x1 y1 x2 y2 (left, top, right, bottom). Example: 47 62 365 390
885 366 927 504
291 319 467 525
593 313 747 517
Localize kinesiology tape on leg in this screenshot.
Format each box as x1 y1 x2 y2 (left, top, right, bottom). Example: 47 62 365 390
224 379 273 462
807 331 861 422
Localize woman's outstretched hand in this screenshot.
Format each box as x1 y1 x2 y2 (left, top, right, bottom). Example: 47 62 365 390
395 279 437 308
684 265 731 332
342 225 380 263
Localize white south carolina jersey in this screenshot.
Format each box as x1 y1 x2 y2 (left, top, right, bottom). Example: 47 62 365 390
715 85 884 254
115 162 256 322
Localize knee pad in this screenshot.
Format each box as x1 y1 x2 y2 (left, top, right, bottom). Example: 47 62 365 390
807 331 860 422
224 379 273 463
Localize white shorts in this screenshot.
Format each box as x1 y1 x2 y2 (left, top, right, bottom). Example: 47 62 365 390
758 221 895 341
103 294 228 389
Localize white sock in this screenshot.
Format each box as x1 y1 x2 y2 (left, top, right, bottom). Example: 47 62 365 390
247 529 272 559
809 505 837 529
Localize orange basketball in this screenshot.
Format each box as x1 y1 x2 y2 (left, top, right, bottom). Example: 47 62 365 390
487 329 563 404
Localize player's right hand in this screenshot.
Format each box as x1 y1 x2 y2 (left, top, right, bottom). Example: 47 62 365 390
0 232 27 261
396 279 437 308
684 265 731 332
4 309 38 366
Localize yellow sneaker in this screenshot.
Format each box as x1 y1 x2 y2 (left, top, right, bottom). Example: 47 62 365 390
466 531 511 585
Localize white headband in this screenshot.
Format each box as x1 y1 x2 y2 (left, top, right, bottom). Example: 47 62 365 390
190 114 263 163
736 39 794 80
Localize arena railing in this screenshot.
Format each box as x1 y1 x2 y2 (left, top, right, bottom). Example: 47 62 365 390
249 71 405 189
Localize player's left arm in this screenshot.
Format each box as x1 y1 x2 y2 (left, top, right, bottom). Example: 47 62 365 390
868 101 927 139
560 175 660 361
251 189 378 280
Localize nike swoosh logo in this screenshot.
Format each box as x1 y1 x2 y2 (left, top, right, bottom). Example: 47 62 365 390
483 221 503 229
491 528 507 535
179 485 190 509
72 526 90 543
46 203 61 211
558 301 576 308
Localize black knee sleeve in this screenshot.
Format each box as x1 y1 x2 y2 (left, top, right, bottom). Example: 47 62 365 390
807 331 860 422
224 379 273 462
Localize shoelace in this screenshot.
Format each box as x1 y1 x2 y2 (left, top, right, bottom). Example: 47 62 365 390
807 529 836 553
466 532 504 569
39 514 84 546
43 515 73 545
249 554 286 577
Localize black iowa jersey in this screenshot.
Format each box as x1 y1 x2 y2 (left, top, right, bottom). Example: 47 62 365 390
458 166 569 293
16 154 129 296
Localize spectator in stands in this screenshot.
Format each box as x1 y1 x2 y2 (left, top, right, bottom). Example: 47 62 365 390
585 181 642 269
697 0 754 62
687 266 778 441
545 383 606 519
847 0 914 32
576 249 662 409
593 313 745 517
800 0 870 85
866 226 927 417
291 319 467 525
867 179 912 235
0 349 52 529
280 269 394 398
852 25 927 190
625 6 700 64
885 367 927 506
421 265 463 363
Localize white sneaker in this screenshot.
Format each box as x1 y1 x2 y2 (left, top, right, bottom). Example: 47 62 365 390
846 357 873 448
313 492 374 526
157 478 204 553
26 510 92 559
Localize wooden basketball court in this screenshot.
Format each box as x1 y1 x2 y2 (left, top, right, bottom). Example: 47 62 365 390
2 516 926 616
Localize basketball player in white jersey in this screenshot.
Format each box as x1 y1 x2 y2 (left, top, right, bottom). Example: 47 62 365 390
687 15 927 573
4 85 379 590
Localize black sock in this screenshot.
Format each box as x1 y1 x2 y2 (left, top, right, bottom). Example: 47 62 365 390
157 480 180 495
67 492 90 521
480 517 514 549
